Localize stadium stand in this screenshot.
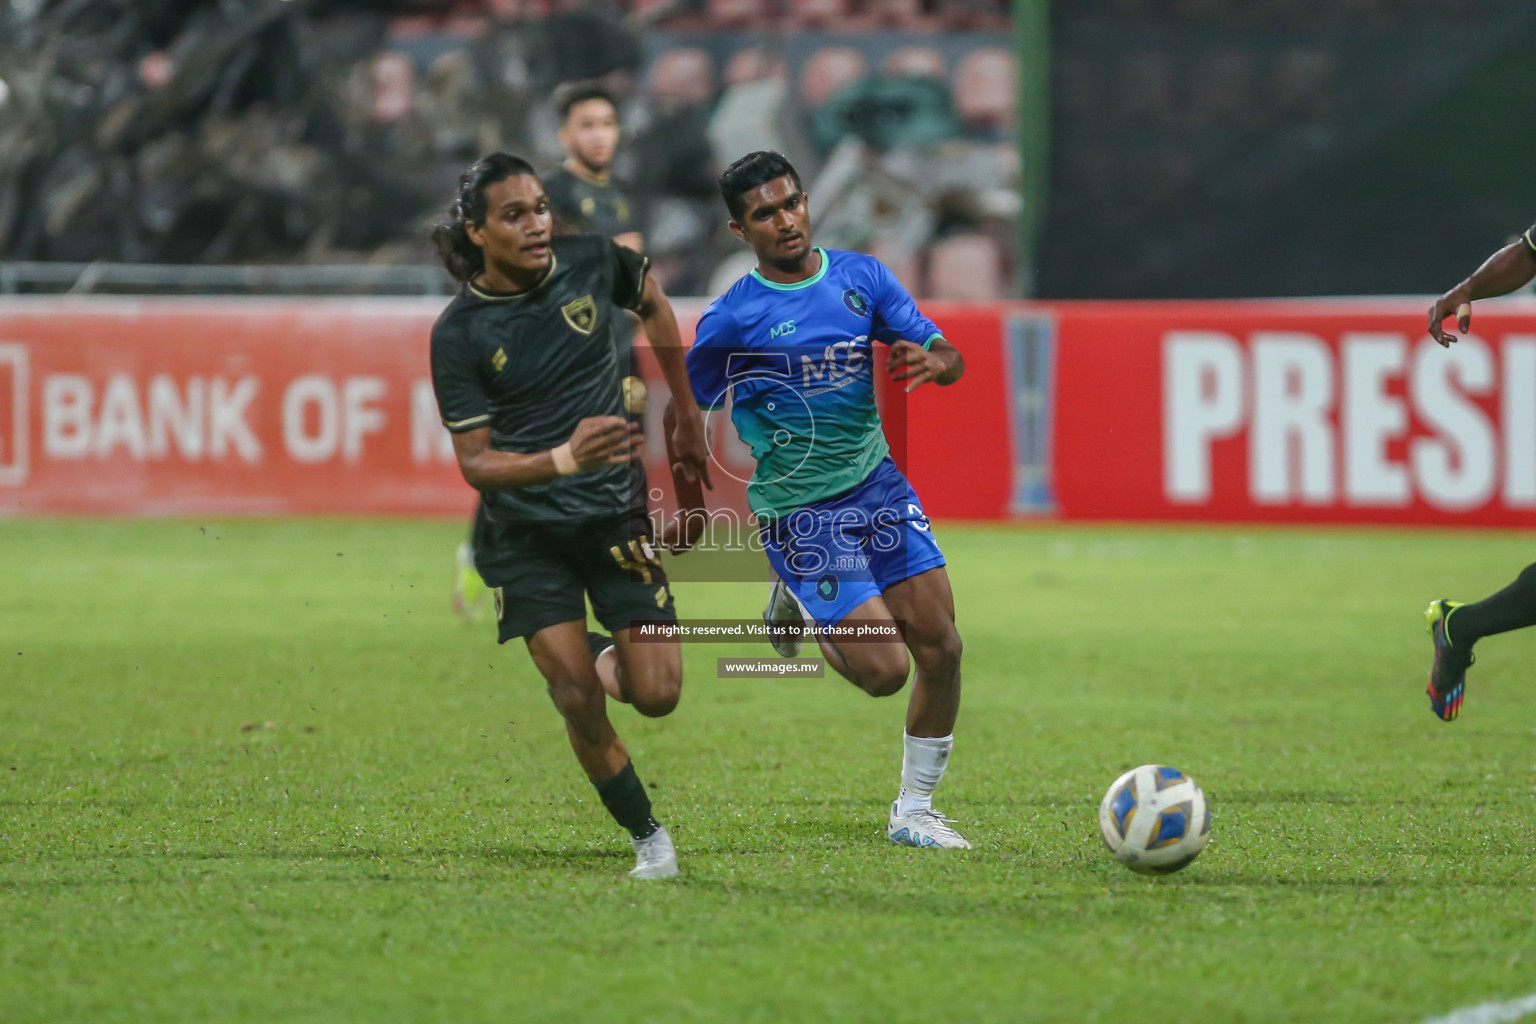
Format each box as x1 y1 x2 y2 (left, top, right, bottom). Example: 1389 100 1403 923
883 46 947 80
927 233 1003 301
647 46 716 105
0 0 1016 297
953 48 1015 134
787 0 854 31
799 47 868 108
723 46 786 86
866 0 938 31
704 0 767 31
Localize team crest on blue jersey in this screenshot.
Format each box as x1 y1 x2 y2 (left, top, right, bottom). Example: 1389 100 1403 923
842 289 870 317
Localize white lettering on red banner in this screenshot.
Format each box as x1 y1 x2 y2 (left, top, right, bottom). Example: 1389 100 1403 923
1162 329 1536 513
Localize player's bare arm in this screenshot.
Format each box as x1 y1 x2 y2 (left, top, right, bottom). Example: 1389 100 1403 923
888 337 965 392
449 415 640 491
659 398 708 552
635 273 712 489
1429 231 1536 347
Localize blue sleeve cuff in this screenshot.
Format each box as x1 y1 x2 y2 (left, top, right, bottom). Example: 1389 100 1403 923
922 333 943 350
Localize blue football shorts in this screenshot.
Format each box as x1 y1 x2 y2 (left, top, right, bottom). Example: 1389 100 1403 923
759 457 947 628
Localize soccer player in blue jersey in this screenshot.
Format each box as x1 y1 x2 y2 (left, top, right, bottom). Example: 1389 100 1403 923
685 151 971 848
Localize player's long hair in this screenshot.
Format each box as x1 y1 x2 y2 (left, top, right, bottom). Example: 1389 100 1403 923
432 152 540 284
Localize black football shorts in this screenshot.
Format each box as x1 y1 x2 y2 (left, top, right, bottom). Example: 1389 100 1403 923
474 511 677 643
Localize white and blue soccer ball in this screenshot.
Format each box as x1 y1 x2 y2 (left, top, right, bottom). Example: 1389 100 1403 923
1098 765 1210 875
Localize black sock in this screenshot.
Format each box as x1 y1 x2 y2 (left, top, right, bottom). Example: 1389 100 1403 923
1448 562 1536 647
595 761 660 840
586 631 615 662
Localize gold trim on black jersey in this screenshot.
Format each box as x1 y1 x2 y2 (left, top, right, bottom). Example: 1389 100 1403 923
468 254 559 302
442 413 491 432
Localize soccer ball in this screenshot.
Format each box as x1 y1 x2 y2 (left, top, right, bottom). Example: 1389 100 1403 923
1098 765 1210 875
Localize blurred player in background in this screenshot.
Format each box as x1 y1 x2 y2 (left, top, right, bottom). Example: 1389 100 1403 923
545 80 644 252
685 152 971 849
1424 220 1536 722
454 81 645 621
430 153 709 878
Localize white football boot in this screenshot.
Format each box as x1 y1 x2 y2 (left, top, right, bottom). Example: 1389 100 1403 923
887 801 972 849
629 825 680 880
762 578 807 658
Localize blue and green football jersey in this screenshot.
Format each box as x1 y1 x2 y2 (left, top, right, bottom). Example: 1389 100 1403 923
685 248 943 520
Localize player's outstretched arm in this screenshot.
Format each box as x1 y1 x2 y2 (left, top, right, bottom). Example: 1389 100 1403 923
448 417 640 491
1429 233 1536 347
635 274 712 489
887 338 965 392
659 398 707 553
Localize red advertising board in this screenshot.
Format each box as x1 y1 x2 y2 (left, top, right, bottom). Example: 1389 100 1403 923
3 295 1534 526
0 297 763 520
0 298 469 517
1050 300 1536 527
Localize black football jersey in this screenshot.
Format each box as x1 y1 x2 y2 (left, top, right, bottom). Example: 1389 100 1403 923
544 167 640 240
430 235 649 522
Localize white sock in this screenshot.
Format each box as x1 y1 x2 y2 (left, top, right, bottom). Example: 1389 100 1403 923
896 732 953 817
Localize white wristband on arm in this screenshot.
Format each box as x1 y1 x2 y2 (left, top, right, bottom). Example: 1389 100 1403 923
551 442 579 476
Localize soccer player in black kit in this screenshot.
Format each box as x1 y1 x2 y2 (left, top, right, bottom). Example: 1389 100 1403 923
544 81 644 252
452 82 644 623
1423 221 1536 722
430 153 710 878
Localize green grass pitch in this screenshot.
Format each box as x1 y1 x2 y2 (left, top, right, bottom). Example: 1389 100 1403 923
3 518 1535 1023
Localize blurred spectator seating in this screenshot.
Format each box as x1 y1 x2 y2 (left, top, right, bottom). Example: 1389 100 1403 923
789 0 855 30
869 237 922 295
707 0 770 29
926 233 1002 300
707 249 761 298
709 48 792 169
648 47 716 106
725 46 788 87
937 0 1007 30
492 0 549 18
138 52 175 91
626 0 675 21
884 46 947 79
0 0 1020 295
800 47 867 107
865 0 938 30
371 52 417 123
953 47 1014 133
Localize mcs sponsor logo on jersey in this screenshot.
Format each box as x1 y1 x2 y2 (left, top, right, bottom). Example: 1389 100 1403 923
800 338 868 388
